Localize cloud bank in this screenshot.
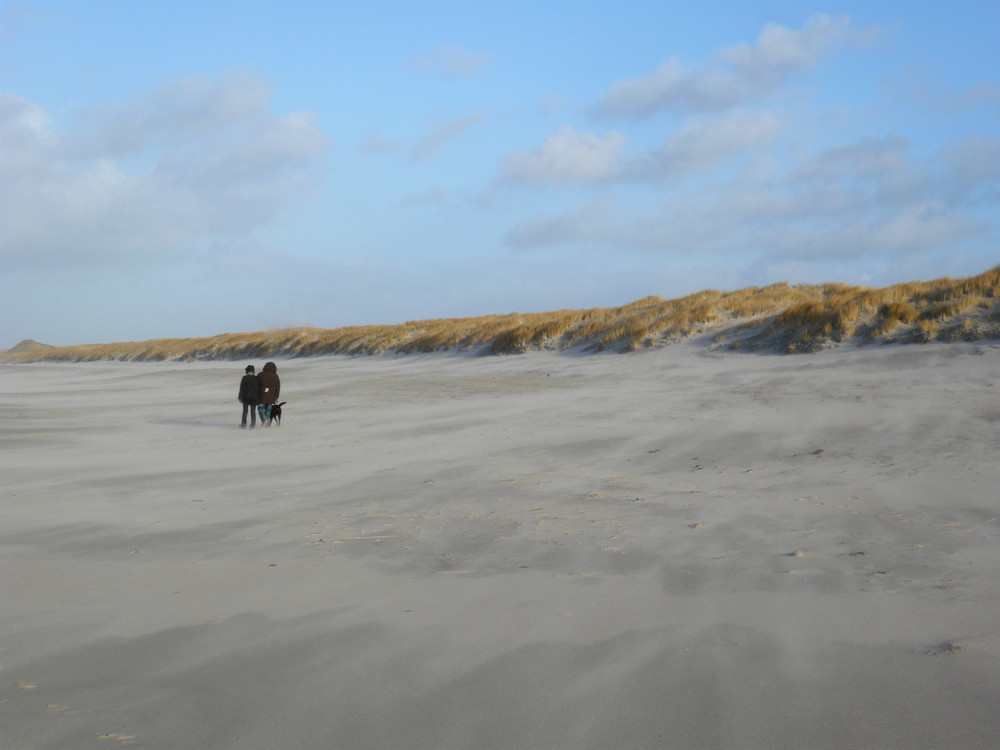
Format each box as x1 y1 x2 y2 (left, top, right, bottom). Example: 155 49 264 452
499 13 997 272
591 13 858 118
0 69 331 270
505 133 997 261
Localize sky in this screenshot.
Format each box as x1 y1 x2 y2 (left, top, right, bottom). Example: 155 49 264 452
1 0 998 348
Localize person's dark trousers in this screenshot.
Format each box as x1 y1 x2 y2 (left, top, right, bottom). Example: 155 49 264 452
241 402 257 428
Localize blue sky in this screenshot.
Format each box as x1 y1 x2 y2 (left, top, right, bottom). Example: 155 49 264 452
1 0 997 348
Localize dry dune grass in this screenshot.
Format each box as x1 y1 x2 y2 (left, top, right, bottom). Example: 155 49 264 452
736 265 1000 352
4 266 999 362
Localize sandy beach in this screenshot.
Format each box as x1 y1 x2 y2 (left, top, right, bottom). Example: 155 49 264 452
2 342 999 749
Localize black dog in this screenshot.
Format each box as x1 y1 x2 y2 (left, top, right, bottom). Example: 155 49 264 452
268 402 286 426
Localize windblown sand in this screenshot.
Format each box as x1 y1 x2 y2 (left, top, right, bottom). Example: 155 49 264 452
3 343 999 749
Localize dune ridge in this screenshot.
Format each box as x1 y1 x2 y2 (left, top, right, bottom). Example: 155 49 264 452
4 265 998 362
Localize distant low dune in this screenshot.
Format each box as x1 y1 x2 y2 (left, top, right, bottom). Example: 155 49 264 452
4 265 999 362
5 339 55 354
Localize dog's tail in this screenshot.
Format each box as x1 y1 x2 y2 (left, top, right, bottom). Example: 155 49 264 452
274 402 287 408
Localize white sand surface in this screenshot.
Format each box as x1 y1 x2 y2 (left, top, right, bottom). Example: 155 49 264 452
2 342 999 749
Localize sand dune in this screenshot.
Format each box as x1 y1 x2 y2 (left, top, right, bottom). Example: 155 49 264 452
4 266 999 362
3 342 1000 748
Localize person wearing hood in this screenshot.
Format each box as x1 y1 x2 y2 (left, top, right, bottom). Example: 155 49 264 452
237 365 260 429
257 361 281 426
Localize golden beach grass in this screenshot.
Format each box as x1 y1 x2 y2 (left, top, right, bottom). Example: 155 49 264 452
4 265 998 362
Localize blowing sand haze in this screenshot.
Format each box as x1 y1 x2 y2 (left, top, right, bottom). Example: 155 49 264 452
2 341 1000 749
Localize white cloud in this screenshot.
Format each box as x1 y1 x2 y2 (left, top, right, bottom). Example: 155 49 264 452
64 67 271 158
960 81 1000 111
592 14 858 118
0 92 53 156
764 203 981 260
886 66 1000 117
407 44 493 76
0 5 54 47
0 71 331 270
411 112 486 161
503 131 995 264
501 126 627 185
593 59 693 119
722 14 852 84
634 108 783 178
358 131 401 155
938 136 1000 204
717 135 986 260
789 135 930 211
798 135 913 181
504 198 616 248
501 110 780 187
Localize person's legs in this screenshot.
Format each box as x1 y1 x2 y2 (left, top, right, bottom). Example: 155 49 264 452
249 404 257 428
258 404 271 425
241 402 249 427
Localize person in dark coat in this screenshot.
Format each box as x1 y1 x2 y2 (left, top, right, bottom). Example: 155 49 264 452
238 365 261 429
257 361 281 426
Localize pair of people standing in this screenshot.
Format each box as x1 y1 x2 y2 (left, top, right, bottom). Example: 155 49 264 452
238 362 281 428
